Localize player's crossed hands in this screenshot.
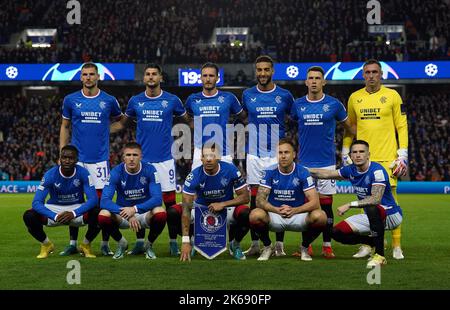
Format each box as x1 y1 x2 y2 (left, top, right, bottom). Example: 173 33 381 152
56 211 75 224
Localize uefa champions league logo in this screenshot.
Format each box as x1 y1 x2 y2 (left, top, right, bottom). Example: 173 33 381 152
200 209 226 233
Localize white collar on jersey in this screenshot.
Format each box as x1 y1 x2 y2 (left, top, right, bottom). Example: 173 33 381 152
125 162 142 175
203 163 221 176
202 90 219 98
59 166 77 179
144 90 164 99
256 84 277 94
278 163 295 175
306 94 325 103
80 89 101 99
356 161 371 174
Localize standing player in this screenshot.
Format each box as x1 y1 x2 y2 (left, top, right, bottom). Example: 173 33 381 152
309 140 403 268
242 55 294 257
290 66 354 258
111 64 188 256
185 62 245 170
23 145 100 258
249 139 327 261
59 62 122 256
342 59 408 259
179 144 250 262
98 142 166 260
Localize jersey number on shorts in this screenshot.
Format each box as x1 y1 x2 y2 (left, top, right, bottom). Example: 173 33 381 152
169 169 175 184
96 167 108 178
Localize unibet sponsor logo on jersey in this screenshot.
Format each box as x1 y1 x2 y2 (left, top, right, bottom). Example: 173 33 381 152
302 113 324 126
203 189 226 200
81 111 102 123
142 109 163 122
256 106 277 118
354 186 369 197
124 187 146 200
199 106 220 117
58 193 80 203
273 189 295 201
359 108 381 120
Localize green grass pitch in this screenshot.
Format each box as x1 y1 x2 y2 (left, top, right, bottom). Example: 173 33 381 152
0 193 449 290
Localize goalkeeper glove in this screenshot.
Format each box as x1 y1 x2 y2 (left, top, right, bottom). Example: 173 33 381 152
341 147 353 166
390 149 408 177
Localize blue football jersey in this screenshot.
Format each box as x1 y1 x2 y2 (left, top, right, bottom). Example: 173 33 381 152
339 162 401 215
260 163 316 208
62 90 122 163
126 90 186 163
185 90 243 156
183 161 247 205
291 94 347 167
101 162 162 214
242 85 294 157
32 165 98 220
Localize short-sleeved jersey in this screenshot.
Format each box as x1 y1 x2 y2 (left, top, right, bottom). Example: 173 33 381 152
185 90 242 156
125 90 186 163
347 86 408 162
338 161 401 215
101 162 162 214
259 163 315 208
183 161 247 205
62 90 122 163
291 94 347 167
32 165 97 219
242 85 294 157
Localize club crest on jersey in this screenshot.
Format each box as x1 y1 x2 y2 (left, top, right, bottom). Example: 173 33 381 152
121 180 126 188
200 209 226 233
292 177 300 187
323 104 330 112
140 176 147 185
218 96 225 103
275 96 282 104
380 96 387 104
75 103 82 108
99 101 106 109
73 178 80 187
220 177 228 187
161 100 168 108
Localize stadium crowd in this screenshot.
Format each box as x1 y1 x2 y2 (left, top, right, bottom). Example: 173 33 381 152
0 88 448 182
1 0 449 63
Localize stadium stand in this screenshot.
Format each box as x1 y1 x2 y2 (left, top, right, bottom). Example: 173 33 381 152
0 0 449 63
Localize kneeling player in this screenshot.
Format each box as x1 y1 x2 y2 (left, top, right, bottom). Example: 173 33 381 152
309 140 403 268
98 142 166 260
23 145 100 258
178 144 250 262
249 139 327 261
